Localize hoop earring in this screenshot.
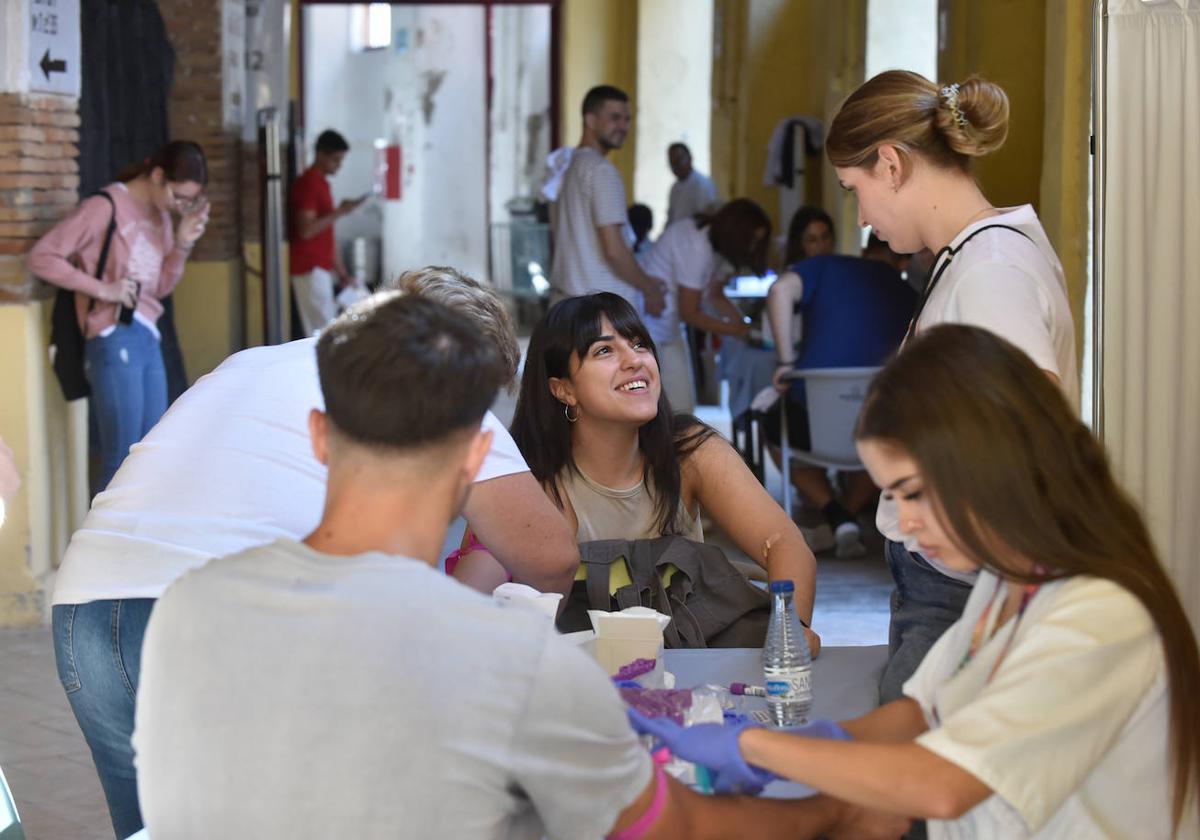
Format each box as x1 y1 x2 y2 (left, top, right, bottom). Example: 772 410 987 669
564 404 579 423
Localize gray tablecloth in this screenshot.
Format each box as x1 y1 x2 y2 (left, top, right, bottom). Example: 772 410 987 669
663 645 887 798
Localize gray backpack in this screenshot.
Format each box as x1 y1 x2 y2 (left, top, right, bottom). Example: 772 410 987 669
557 535 771 648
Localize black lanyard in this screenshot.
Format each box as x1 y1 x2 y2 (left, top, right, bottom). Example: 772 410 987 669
906 224 1035 341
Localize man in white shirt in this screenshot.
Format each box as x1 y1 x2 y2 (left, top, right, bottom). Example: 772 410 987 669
638 200 767 412
667 142 720 226
51 267 579 838
550 85 667 317
135 293 907 840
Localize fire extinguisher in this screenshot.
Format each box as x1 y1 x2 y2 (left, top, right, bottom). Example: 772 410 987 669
373 138 403 201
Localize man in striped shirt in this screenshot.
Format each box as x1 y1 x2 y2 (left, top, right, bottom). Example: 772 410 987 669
550 85 667 316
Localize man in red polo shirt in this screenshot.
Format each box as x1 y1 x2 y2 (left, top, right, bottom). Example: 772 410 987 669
289 129 366 335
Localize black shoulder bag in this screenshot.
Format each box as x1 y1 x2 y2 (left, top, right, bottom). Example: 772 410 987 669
49 191 117 401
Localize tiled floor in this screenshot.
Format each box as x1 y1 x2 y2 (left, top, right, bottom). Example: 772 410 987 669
2 627 112 839
0 389 892 839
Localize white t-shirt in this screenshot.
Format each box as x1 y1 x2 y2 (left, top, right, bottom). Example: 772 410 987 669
134 538 651 839
904 571 1187 839
549 147 641 307
667 170 719 227
638 217 717 345
51 338 528 605
877 205 1078 578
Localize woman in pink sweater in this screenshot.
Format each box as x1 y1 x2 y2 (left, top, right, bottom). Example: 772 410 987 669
31 141 209 490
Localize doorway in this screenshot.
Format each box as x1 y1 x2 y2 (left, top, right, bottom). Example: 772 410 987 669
300 1 557 286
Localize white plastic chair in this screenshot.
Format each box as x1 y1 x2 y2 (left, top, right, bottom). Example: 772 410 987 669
0 764 24 840
778 366 880 518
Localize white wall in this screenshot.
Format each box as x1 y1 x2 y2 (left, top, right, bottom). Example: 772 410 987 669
866 0 937 82
634 0 714 238
488 5 552 223
303 4 488 282
0 0 30 93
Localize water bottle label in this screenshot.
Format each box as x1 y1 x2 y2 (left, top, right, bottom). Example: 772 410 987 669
765 671 811 698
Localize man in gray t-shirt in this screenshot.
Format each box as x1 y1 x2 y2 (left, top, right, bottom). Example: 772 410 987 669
137 537 651 839
551 85 667 317
135 293 905 840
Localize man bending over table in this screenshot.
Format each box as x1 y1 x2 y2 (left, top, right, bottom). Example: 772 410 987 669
51 268 577 836
133 294 904 840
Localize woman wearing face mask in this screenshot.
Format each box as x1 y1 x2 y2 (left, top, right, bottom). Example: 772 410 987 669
824 70 1078 702
632 325 1200 839
30 141 210 491
506 292 820 648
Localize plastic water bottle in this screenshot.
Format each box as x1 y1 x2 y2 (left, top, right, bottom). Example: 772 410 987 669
762 580 812 727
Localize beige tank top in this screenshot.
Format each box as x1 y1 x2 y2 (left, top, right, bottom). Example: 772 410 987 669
561 466 704 588
561 466 703 543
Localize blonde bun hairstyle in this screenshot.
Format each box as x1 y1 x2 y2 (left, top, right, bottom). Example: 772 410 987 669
827 70 1010 172
937 77 1009 157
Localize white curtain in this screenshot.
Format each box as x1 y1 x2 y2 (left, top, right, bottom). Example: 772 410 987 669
1098 0 1200 628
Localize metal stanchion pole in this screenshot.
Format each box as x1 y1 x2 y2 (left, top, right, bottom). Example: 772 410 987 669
258 107 285 345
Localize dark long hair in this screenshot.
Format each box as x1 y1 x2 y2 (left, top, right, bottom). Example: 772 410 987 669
695 198 771 275
856 324 1200 830
117 140 208 185
784 205 834 265
511 293 714 534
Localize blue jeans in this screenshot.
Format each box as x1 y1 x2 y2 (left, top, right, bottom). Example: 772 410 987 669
879 540 973 703
85 321 167 491
53 599 155 839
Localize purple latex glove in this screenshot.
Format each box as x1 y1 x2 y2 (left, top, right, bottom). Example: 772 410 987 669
791 719 852 741
627 709 776 794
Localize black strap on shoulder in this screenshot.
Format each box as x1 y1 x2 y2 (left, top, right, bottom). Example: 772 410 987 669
906 223 1034 340
86 190 117 315
93 190 117 281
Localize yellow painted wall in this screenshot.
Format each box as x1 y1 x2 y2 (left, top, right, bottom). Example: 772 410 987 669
939 0 1089 357
559 0 640 196
244 243 265 348
0 301 86 626
712 0 866 260
1039 0 1091 354
0 259 248 625
938 0 1047 213
172 259 245 382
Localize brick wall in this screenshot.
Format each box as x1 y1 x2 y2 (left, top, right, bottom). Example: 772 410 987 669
0 3 248 299
0 94 80 302
160 0 244 263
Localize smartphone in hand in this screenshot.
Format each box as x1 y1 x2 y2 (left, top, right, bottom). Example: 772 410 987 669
119 280 142 325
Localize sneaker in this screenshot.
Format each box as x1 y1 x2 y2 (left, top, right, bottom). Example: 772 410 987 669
834 521 868 558
800 522 836 554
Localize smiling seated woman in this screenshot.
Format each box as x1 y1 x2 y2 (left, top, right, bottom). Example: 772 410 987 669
493 292 819 649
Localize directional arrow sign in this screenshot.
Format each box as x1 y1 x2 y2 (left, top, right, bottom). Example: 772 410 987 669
40 49 67 80
28 0 80 95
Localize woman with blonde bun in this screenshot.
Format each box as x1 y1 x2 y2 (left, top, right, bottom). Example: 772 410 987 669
825 70 1078 702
